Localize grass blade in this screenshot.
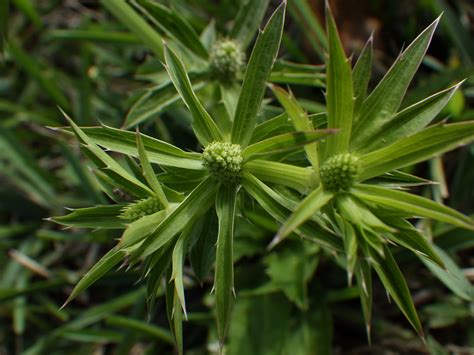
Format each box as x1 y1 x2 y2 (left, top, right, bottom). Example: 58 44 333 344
231 1 286 147
134 0 208 59
101 0 164 60
62 248 124 307
288 0 327 60
0 0 8 54
8 41 69 108
230 0 270 49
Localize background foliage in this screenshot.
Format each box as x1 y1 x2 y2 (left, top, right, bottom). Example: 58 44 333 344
1 0 473 354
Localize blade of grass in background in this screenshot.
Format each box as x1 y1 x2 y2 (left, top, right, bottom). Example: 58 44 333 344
101 0 164 60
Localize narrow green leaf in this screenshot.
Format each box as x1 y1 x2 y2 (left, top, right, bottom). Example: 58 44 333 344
124 77 206 129
7 41 69 108
288 0 327 59
241 172 342 251
62 248 124 307
323 4 354 158
12 0 42 28
382 217 444 267
134 0 208 59
136 177 218 258
250 112 291 143
274 186 334 246
242 130 335 161
351 17 440 150
270 60 325 87
421 245 474 301
369 245 423 337
105 315 174 343
189 210 218 282
271 84 321 171
137 130 169 207
358 122 474 181
338 218 358 284
336 194 395 233
359 82 464 153
352 184 474 230
171 232 187 318
120 210 167 248
215 185 238 344
367 170 433 188
353 36 373 119
0 130 56 207
164 45 223 145
145 244 173 312
48 29 140 44
355 258 372 341
101 0 164 60
0 0 8 54
75 125 203 170
165 277 183 355
51 205 126 229
245 159 315 193
230 0 270 49
231 1 286 147
430 0 474 64
61 110 155 197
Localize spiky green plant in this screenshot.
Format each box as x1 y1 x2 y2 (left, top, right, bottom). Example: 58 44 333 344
50 2 474 353
52 3 340 351
104 0 324 128
269 6 474 338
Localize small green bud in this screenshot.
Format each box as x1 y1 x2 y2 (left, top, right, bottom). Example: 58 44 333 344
202 141 243 184
120 196 162 221
209 39 245 83
320 154 359 192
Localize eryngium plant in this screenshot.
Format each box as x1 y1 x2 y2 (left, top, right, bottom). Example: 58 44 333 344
51 2 474 352
269 6 474 338
53 3 337 351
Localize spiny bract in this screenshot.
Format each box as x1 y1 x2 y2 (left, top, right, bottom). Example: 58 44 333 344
320 153 359 192
202 141 243 184
120 197 162 221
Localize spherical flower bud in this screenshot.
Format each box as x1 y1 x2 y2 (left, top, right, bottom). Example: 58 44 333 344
202 141 243 184
209 39 245 83
320 153 359 192
120 196 162 221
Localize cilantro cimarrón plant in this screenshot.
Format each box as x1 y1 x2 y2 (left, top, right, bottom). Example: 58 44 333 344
269 5 474 339
53 2 339 351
